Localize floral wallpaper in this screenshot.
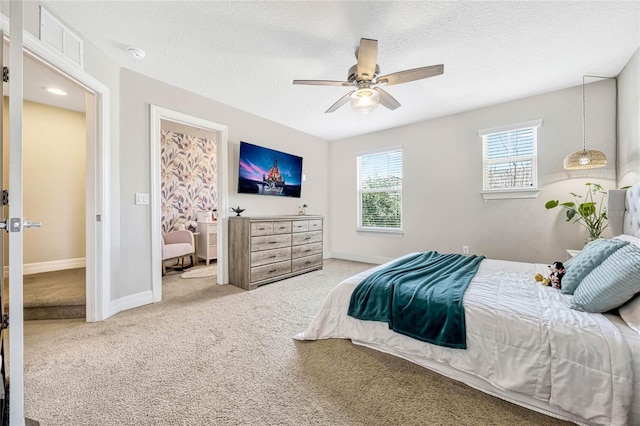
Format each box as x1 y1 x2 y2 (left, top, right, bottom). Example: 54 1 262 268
161 130 218 232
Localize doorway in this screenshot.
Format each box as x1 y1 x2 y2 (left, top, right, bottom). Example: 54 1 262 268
150 106 229 300
4 52 89 320
10 32 111 322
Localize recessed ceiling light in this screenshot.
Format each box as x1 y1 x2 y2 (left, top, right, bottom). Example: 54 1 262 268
46 87 67 96
127 47 146 60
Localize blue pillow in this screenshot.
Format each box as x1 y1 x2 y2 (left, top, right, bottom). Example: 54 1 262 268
571 244 640 313
561 238 629 294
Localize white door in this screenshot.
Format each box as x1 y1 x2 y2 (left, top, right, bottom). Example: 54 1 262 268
3 2 41 425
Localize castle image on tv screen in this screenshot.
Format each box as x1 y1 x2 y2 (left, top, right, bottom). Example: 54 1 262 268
238 142 303 198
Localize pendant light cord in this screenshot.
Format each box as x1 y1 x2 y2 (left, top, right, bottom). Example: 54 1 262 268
582 76 586 151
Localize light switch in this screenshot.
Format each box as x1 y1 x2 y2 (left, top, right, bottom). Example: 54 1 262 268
135 193 149 205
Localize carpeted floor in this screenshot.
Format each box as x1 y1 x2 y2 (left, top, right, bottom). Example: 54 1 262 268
4 268 86 320
23 259 570 426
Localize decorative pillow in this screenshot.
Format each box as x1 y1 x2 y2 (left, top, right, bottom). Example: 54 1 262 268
614 234 640 248
620 295 640 334
570 244 640 313
561 239 629 294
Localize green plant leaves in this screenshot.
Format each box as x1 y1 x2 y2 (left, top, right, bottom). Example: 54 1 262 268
545 182 609 239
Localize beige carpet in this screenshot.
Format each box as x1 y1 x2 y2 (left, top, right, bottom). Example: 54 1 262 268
180 264 217 279
23 259 569 426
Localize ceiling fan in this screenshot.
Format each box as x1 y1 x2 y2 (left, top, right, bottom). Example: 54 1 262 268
293 38 444 114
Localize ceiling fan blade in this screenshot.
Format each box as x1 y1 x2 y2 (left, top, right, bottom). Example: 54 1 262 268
293 79 351 87
325 91 354 113
356 38 378 80
374 88 401 110
378 64 444 86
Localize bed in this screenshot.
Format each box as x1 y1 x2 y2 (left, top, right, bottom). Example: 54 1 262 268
295 182 640 426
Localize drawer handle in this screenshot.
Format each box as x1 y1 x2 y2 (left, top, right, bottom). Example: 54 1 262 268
305 261 311 265
258 227 265 230
304 249 311 252
304 236 311 240
269 269 277 273
269 241 277 244
278 226 286 229
269 255 276 258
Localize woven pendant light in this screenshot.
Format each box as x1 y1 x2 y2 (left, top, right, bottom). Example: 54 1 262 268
563 76 607 170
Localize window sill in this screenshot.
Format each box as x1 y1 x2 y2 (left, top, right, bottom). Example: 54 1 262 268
481 189 539 200
356 227 404 237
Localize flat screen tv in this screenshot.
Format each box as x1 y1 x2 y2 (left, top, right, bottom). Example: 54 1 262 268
238 141 303 198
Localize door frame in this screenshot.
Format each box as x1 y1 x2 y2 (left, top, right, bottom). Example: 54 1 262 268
150 105 229 301
2 15 112 322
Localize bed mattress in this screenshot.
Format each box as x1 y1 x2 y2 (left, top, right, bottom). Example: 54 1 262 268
295 255 635 425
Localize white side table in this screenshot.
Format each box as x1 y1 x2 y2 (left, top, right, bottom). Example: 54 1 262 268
196 221 218 265
566 249 581 259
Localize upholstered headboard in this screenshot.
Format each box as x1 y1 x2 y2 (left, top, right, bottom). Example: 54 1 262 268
609 183 640 238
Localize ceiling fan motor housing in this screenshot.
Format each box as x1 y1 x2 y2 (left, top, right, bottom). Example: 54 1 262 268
348 64 380 84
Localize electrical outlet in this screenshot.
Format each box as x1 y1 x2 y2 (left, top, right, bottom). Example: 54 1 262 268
462 245 470 255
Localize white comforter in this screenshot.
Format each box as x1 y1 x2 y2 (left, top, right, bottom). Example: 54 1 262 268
295 257 633 425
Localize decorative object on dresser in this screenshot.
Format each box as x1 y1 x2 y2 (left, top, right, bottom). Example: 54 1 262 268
231 206 246 216
229 215 323 290
196 221 218 265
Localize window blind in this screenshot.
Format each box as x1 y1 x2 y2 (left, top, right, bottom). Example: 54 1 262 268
358 149 402 229
483 126 537 190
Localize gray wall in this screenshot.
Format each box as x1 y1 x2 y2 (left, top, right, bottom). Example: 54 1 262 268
119 69 329 298
328 81 617 264
618 48 640 188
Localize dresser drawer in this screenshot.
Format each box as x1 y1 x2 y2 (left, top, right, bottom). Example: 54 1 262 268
251 222 274 236
292 231 322 246
308 219 322 231
251 247 291 267
292 254 322 272
251 260 291 283
291 220 309 233
272 221 292 234
291 242 322 259
251 234 291 252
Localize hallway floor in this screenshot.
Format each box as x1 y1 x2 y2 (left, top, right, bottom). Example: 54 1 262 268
4 268 86 320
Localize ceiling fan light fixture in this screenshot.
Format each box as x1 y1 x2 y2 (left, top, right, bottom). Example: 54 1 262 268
350 87 379 114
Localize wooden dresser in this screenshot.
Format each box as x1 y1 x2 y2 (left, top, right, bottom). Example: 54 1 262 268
229 215 323 290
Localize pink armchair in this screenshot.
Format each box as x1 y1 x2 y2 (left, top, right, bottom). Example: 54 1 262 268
161 230 195 275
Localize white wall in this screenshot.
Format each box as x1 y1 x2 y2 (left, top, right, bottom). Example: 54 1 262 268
329 81 617 264
119 69 329 298
618 48 640 188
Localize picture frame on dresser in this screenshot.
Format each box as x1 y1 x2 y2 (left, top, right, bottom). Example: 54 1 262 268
229 215 323 290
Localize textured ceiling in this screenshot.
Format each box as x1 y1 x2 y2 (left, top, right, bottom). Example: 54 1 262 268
39 1 640 141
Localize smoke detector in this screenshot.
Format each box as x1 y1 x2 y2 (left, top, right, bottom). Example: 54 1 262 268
127 47 146 60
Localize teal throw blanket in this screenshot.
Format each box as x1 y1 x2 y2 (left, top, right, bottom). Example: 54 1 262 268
347 251 485 349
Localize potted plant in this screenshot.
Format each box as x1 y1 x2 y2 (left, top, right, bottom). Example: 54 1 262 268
545 182 608 243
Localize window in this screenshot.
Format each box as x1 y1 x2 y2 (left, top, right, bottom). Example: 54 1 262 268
357 147 402 231
478 119 542 199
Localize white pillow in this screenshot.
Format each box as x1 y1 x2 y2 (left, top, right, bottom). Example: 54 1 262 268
620 295 640 334
614 234 640 248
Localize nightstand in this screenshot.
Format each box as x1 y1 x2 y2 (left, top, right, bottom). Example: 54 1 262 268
566 249 581 259
196 221 218 265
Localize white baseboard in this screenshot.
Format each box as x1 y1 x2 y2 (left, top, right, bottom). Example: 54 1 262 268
327 252 391 265
4 257 86 277
108 290 154 318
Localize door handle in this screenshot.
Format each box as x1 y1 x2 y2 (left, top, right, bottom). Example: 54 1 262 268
0 218 42 232
23 220 42 229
